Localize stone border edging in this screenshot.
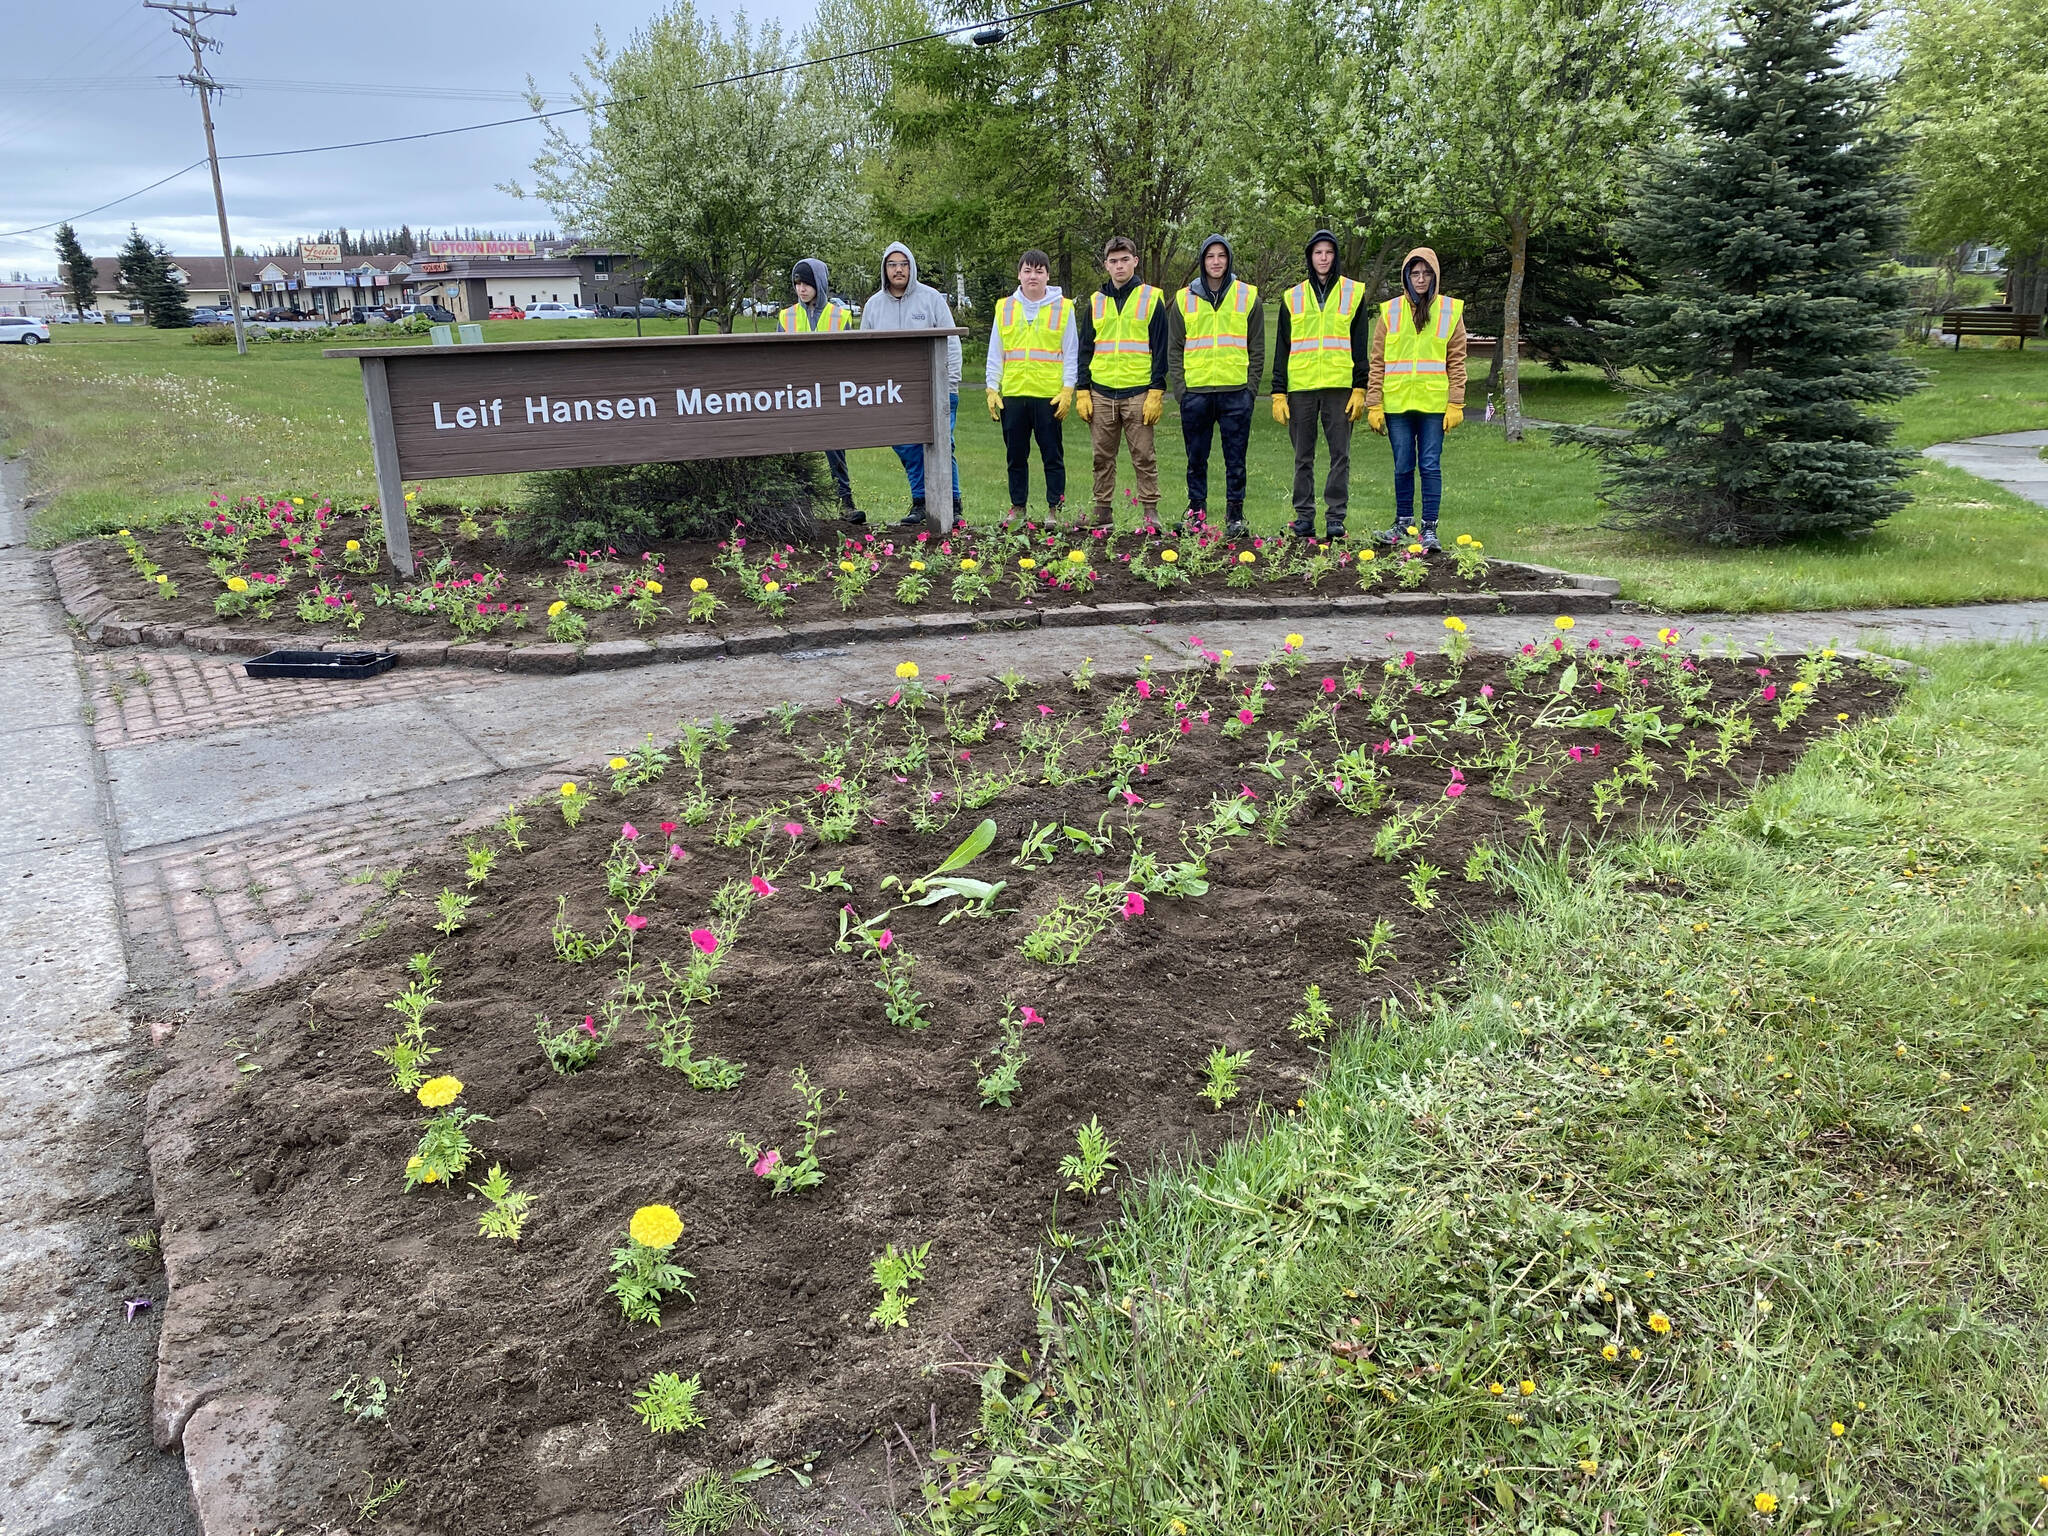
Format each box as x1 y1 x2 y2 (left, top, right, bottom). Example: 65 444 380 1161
51 544 1617 673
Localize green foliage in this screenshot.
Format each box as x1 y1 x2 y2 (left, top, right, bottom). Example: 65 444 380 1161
116 227 191 329
513 455 834 559
1199 1045 1252 1109
870 1239 932 1329
403 1107 488 1190
608 1236 695 1326
664 1472 757 1535
633 1371 707 1436
55 223 96 317
1058 1116 1118 1196
470 1164 535 1241
1564 0 1920 544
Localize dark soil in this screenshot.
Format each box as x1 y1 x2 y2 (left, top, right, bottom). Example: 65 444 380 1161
87 494 1566 647
144 644 1899 1534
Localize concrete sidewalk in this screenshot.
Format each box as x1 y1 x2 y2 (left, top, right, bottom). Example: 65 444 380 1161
1923 429 2048 509
0 457 196 1536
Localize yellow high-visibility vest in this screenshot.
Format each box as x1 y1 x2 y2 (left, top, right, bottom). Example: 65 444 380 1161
1378 293 1463 413
1283 277 1360 392
778 301 850 334
1180 280 1257 388
1088 283 1160 390
997 294 1071 398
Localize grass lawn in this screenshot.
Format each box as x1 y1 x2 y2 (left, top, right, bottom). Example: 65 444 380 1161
958 642 2048 1533
3 323 2044 613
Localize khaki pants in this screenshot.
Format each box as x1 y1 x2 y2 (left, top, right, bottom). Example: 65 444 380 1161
1089 392 1158 519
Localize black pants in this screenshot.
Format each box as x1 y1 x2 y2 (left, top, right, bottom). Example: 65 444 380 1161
825 449 854 509
1000 395 1066 511
1180 387 1253 512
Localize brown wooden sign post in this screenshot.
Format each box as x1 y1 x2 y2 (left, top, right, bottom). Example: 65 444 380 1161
327 329 967 575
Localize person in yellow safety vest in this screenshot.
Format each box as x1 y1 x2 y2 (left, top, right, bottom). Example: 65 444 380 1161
779 258 864 523
985 248 1078 519
1166 234 1264 539
1271 229 1370 544
1366 246 1468 552
1075 235 1167 530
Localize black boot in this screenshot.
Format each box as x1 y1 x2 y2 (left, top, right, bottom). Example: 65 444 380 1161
898 497 928 527
1288 516 1316 539
1225 503 1248 540
1324 521 1346 545
840 501 866 526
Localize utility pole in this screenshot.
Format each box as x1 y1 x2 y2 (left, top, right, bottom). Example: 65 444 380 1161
145 0 247 355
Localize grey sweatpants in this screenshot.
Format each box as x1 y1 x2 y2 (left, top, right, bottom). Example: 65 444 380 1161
1286 387 1353 530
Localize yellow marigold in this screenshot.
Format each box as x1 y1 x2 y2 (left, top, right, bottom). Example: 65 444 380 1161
629 1203 685 1250
117 528 131 537
1789 680 1809 693
155 573 168 583
1360 548 1376 561
644 580 662 594
1160 548 1179 562
1283 633 1304 649
1238 550 1255 564
1648 1311 1672 1334
1406 525 1419 536
690 577 709 592
909 560 926 571
609 756 628 770
839 559 857 572
292 497 304 506
1754 1491 1778 1514
1067 550 1086 564
345 539 360 553
896 661 919 679
1457 533 1473 545
417 1075 463 1109
548 600 567 617
560 781 578 797
1407 543 1424 555
1443 615 1467 633
1471 539 1483 549
1019 557 1037 569
404 491 416 502
764 580 781 592
961 557 978 571
1555 615 1576 630
226 576 249 593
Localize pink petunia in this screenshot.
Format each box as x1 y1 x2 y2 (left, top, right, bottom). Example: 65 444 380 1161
1121 790 1144 806
620 823 639 841
624 913 648 931
1238 709 1255 725
1038 703 1054 716
1761 684 1777 701
1445 781 1465 799
1179 718 1192 734
785 822 804 838
1321 676 1337 694
660 821 677 835
1019 1005 1044 1027
752 1148 782 1178
690 928 718 955
1568 746 1584 762
751 876 777 896
876 929 893 950
1135 679 1153 699
669 844 686 861
1121 891 1146 920
1480 684 1494 699
581 1015 598 1039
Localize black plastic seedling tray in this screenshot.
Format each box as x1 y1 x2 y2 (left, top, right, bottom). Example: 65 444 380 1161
242 648 398 681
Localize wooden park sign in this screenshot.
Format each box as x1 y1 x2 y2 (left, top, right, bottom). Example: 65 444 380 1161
327 329 967 574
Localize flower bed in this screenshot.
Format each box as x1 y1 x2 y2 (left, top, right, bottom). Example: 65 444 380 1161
143 628 1897 1530
74 495 1591 653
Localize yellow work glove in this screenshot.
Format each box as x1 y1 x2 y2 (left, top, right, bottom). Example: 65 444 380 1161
986 388 1003 421
1346 387 1366 423
1142 388 1164 426
1271 392 1289 425
1368 405 1386 434
1074 388 1093 423
1054 387 1074 421
1443 403 1464 432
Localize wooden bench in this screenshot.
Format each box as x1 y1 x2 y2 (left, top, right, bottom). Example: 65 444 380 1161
1941 308 2043 348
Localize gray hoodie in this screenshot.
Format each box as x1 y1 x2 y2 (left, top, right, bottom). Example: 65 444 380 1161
984 285 1079 392
791 258 831 327
859 241 962 389
1166 233 1265 399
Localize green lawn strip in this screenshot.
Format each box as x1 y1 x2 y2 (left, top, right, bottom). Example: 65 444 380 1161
957 643 2048 1535
7 332 2045 614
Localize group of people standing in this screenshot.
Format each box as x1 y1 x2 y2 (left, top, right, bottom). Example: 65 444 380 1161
779 233 1468 549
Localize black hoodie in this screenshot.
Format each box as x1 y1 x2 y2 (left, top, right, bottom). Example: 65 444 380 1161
1272 229 1370 394
1076 271 1169 398
1166 234 1266 398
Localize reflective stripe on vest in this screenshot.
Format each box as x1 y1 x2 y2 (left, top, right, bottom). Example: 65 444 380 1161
1088 284 1159 390
997 294 1071 398
1380 293 1462 414
778 302 848 334
1180 279 1257 389
1283 276 1358 391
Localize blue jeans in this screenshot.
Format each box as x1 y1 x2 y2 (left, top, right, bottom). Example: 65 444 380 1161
1386 409 1444 528
1179 387 1253 512
892 392 962 504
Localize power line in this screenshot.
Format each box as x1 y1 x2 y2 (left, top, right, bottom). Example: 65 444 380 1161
0 0 1099 242
1 76 577 102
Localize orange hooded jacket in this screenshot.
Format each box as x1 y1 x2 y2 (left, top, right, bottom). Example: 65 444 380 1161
1365 246 1469 410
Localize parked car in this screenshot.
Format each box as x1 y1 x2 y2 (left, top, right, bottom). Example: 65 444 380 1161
417 303 456 322
189 307 227 326
488 305 524 320
660 298 690 316
526 301 596 320
112 312 135 324
0 316 51 344
633 299 667 318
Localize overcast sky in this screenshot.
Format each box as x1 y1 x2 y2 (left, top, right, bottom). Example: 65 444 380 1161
0 0 819 278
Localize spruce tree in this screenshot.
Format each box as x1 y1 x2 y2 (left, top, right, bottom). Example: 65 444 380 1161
1569 0 1918 545
147 242 193 328
55 224 96 316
